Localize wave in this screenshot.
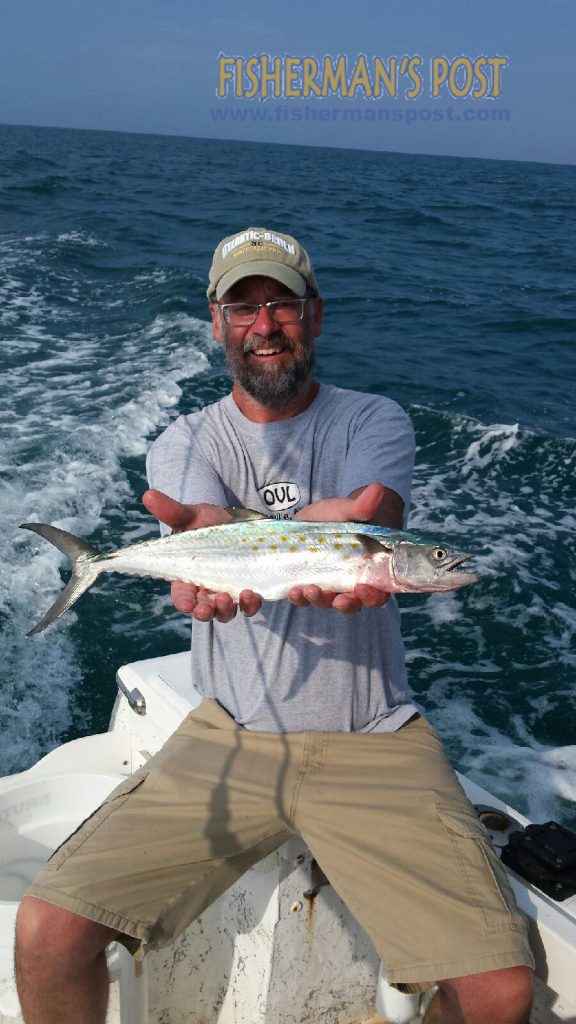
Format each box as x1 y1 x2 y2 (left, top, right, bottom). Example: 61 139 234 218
0 231 214 773
404 405 576 825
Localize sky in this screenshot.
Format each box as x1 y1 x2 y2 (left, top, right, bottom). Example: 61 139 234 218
0 0 575 164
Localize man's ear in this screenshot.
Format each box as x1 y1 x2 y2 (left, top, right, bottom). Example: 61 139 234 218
209 302 224 344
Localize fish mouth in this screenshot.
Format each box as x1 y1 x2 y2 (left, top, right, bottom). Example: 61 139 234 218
440 553 479 585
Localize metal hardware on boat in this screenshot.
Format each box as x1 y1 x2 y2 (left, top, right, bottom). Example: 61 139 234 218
475 805 516 832
116 677 147 715
303 858 330 900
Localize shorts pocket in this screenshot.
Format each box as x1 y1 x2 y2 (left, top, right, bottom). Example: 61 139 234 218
49 771 150 870
436 801 520 935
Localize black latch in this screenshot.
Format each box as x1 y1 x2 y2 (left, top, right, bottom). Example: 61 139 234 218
501 820 576 902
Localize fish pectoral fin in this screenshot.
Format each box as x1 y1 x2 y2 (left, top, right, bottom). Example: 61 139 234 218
225 507 271 522
356 534 394 555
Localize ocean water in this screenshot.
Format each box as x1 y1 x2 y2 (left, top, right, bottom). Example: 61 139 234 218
1 124 575 828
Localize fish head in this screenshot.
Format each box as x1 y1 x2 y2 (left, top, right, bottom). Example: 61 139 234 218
391 541 479 592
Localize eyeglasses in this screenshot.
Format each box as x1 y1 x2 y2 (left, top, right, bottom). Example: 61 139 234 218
218 298 308 326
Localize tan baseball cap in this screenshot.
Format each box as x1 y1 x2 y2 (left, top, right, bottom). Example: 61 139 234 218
207 227 320 300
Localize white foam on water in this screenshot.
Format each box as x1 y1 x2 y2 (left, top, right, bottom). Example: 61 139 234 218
428 693 576 826
406 406 576 825
1 234 214 774
411 408 574 588
134 269 169 284
56 230 104 247
461 422 520 475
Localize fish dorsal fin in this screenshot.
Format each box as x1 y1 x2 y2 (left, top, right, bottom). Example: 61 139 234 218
356 534 394 555
225 507 271 522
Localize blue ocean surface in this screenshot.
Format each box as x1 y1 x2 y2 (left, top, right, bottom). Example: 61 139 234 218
1 124 575 827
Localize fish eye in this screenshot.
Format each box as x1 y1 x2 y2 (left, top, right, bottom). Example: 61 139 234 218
431 547 447 561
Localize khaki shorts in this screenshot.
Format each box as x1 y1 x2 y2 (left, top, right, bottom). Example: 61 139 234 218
29 701 534 988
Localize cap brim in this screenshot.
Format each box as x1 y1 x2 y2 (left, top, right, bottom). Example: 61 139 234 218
212 261 307 301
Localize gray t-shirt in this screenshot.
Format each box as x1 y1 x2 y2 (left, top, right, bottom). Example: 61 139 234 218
146 383 418 733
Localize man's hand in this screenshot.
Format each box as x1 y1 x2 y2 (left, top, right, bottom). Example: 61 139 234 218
294 481 403 528
142 489 262 623
288 482 403 614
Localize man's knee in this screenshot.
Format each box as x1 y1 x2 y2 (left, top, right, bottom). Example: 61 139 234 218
438 965 533 1023
16 896 117 968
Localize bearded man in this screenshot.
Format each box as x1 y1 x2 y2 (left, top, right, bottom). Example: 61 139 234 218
16 228 534 1024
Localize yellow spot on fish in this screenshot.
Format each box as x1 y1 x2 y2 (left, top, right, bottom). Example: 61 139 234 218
289 545 297 552
258 537 265 543
281 536 288 542
252 546 259 551
317 537 326 543
334 543 342 550
298 535 306 542
308 547 318 553
350 542 360 549
270 545 278 552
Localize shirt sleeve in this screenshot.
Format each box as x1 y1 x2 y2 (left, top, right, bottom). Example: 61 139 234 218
146 415 227 534
341 397 415 526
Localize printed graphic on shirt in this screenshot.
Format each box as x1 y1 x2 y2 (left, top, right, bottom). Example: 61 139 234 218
258 481 301 518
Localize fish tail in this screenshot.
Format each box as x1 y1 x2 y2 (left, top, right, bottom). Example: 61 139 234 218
20 523 101 636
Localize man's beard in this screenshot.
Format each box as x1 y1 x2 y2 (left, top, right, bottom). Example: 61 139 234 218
223 331 315 408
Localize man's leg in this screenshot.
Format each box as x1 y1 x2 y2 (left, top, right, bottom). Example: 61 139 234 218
14 702 298 1023
424 965 534 1024
15 896 118 1024
292 719 535 1005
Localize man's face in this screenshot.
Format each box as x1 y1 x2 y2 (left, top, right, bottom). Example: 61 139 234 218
210 275 323 409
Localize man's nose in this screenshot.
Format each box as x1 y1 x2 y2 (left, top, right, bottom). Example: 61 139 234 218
251 303 277 335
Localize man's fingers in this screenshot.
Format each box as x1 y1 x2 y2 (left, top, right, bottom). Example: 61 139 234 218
238 590 262 617
354 584 390 608
192 601 216 622
294 482 402 530
301 585 339 608
172 579 386 620
171 580 198 613
287 586 311 607
348 482 386 522
331 586 389 612
287 583 388 614
294 482 386 524
143 490 232 532
190 592 234 623
195 590 261 620
143 489 194 531
212 592 238 623
171 582 259 623
331 593 363 614
288 585 332 608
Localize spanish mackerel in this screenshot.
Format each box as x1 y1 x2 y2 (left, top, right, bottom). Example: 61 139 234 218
21 512 479 636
